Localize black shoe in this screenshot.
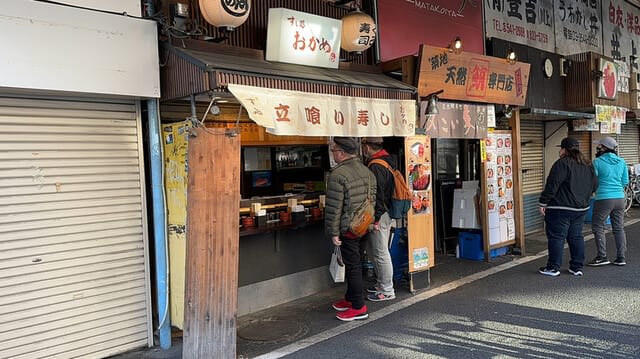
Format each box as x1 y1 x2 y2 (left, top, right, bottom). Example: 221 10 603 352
587 257 610 266
539 267 560 276
366 286 381 293
613 258 626 266
568 268 583 276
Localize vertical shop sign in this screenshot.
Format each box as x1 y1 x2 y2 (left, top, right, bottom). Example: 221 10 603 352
554 0 603 55
484 0 555 53
602 0 640 72
597 57 619 99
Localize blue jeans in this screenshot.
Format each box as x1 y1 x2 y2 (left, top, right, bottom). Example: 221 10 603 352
544 209 586 271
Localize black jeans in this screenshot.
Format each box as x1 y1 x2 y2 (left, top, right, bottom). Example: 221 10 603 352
340 235 365 309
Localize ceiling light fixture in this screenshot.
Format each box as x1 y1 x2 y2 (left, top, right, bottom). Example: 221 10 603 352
448 37 463 55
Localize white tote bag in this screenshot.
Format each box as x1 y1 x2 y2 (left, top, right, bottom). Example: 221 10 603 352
329 245 345 283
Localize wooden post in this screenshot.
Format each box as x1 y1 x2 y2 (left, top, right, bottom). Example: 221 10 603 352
183 127 240 359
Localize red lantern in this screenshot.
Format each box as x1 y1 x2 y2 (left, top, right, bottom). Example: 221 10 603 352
199 0 251 31
340 10 376 53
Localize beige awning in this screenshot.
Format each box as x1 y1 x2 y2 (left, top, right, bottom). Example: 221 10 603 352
228 84 416 137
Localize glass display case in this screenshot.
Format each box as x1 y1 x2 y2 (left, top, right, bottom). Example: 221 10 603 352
241 145 328 199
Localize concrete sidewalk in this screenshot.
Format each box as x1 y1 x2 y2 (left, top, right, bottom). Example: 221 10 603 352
108 208 640 359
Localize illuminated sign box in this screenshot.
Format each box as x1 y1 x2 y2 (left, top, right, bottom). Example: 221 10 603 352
266 8 341 69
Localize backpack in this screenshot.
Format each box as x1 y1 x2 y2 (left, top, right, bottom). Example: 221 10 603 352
368 159 412 219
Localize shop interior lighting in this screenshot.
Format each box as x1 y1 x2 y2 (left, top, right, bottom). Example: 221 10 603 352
448 37 463 55
506 49 517 64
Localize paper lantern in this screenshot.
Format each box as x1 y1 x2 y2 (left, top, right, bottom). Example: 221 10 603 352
199 0 251 31
340 10 376 53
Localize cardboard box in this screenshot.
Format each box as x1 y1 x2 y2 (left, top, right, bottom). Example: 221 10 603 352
451 184 480 229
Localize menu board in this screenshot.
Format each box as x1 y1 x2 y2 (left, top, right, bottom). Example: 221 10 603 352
406 137 432 216
484 131 515 246
405 135 435 272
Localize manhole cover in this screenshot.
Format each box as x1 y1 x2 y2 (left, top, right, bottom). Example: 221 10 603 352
237 317 309 344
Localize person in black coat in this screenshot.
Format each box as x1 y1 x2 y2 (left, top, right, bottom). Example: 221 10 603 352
538 137 597 277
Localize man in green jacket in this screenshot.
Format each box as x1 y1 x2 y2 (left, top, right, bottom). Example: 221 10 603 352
325 137 377 321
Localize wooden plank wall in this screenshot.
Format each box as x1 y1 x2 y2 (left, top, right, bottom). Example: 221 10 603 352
565 52 632 110
183 127 240 359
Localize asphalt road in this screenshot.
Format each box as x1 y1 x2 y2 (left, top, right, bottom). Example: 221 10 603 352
278 222 640 359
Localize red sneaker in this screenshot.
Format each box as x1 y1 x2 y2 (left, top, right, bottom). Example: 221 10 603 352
332 299 352 312
336 305 368 321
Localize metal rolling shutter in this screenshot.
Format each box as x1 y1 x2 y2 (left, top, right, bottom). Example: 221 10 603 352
569 131 592 159
617 121 639 165
520 120 545 233
0 97 152 359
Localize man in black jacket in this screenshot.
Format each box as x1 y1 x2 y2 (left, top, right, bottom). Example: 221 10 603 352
538 137 597 277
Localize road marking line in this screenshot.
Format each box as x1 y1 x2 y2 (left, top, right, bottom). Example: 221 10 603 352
253 218 640 359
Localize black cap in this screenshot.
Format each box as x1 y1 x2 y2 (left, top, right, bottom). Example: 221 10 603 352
361 137 384 145
333 137 358 154
559 137 580 150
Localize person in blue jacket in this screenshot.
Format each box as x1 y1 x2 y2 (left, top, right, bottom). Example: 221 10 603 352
588 137 629 267
538 137 597 277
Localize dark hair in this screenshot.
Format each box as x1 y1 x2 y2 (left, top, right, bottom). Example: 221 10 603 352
564 147 590 165
596 146 617 157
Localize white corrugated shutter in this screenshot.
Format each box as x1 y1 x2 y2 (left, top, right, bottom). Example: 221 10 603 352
520 120 545 233
0 97 152 359
617 121 639 165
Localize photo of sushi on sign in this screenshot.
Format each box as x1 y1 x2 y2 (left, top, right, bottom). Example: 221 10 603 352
411 191 431 215
409 163 431 191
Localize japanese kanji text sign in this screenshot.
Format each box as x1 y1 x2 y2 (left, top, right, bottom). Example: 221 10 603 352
266 8 341 69
227 84 416 137
554 0 603 55
602 0 640 73
485 0 555 53
417 45 530 106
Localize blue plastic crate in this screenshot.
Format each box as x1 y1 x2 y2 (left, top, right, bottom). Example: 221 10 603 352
458 231 508 260
584 199 611 224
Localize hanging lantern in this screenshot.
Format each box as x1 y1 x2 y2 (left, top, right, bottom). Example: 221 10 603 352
199 0 251 31
340 10 376 53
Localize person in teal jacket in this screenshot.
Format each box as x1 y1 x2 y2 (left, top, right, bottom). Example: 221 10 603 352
588 137 629 267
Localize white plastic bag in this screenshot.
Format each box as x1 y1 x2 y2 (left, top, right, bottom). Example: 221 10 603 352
329 246 345 283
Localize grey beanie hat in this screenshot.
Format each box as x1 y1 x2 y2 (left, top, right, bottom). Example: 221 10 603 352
333 137 358 154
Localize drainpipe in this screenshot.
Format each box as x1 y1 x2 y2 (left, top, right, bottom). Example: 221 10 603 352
147 98 171 349
143 0 171 350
